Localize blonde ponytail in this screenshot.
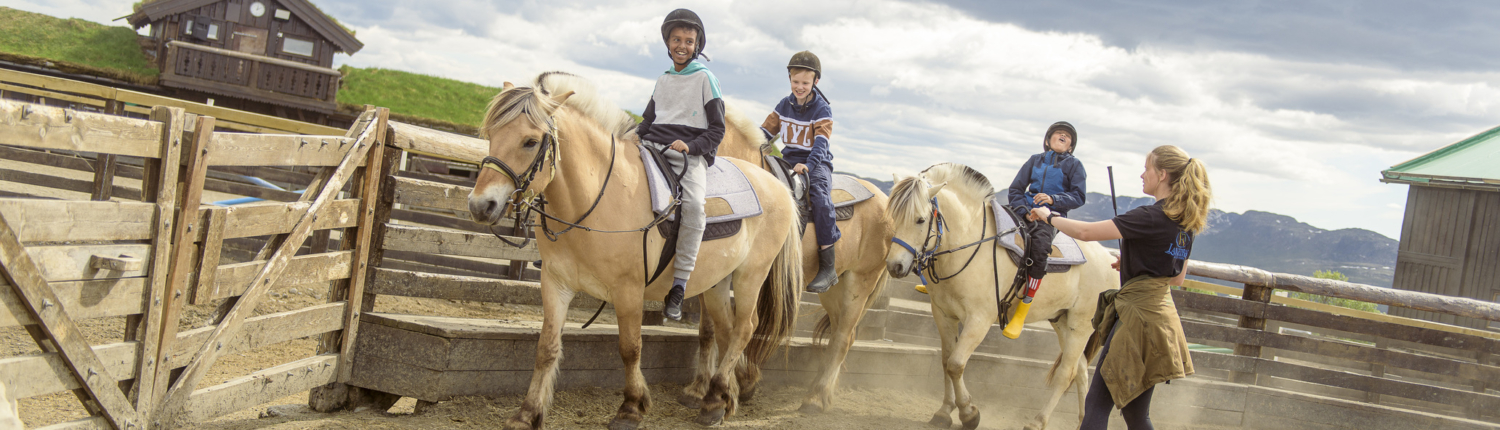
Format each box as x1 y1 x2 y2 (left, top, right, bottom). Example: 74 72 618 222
1151 145 1213 234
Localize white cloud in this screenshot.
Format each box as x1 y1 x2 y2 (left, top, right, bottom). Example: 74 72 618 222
9 0 1494 240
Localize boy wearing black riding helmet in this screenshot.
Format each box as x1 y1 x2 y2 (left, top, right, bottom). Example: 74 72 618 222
759 50 840 293
999 121 1087 339
636 8 726 321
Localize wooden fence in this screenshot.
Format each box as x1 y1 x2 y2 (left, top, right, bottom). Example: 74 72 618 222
1165 261 1500 423
0 98 385 429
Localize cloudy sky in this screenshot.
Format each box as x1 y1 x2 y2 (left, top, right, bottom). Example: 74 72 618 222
15 0 1500 239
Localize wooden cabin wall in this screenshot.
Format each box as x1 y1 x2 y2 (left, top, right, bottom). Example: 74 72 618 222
151 0 338 69
1390 185 1500 330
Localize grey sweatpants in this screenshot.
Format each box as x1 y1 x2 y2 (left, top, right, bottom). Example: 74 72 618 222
653 142 707 280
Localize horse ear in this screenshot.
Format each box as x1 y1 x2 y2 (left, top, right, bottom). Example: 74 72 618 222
552 90 575 106
928 181 949 197
892 173 901 184
503 82 516 91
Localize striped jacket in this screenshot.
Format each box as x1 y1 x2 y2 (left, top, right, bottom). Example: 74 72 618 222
760 91 833 165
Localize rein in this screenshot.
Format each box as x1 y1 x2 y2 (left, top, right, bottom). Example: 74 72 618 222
477 118 682 329
890 197 1019 286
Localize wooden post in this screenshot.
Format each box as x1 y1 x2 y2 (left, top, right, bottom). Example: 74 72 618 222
132 106 187 418
153 108 381 427
1230 282 1273 384
149 114 216 409
90 101 123 201
1471 351 1494 419
1366 337 1389 404
309 108 392 412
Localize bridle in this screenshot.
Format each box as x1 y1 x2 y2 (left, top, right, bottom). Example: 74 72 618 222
889 197 1018 286
479 118 560 248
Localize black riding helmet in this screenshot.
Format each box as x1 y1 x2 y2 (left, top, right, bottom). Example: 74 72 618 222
661 9 706 62
1043 121 1077 153
788 50 821 79
787 50 831 105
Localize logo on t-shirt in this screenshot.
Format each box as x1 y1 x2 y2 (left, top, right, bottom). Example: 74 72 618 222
1165 230 1192 260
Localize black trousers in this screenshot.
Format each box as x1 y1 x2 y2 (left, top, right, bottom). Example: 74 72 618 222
1023 220 1056 280
1080 325 1156 429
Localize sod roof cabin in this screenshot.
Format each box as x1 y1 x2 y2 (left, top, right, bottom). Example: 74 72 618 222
126 0 362 113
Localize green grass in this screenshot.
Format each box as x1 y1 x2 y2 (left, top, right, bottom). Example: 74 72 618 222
0 7 158 83
337 65 499 134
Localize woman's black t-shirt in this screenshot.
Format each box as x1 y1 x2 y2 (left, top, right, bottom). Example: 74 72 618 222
1111 201 1195 285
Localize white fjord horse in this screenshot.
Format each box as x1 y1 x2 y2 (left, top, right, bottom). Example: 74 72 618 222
467 72 803 430
886 163 1118 430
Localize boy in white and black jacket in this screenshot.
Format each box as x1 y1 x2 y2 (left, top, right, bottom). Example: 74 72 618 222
637 8 725 321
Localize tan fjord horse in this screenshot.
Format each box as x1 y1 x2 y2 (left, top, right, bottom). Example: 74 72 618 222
467 73 803 430
885 163 1118 430
685 109 895 414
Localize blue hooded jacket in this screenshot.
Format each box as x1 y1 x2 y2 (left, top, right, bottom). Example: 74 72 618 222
1007 151 1087 215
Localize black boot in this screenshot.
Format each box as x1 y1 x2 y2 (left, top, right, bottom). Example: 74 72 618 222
806 246 838 293
664 278 687 321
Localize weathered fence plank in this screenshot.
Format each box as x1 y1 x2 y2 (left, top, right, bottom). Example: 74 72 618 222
150 115 216 412
389 121 486 164
206 134 358 167
1181 320 1500 383
1188 260 1500 322
0 199 155 243
391 176 470 213
0 99 164 158
383 224 538 262
335 108 390 382
186 354 338 423
25 243 153 282
203 251 353 301
0 278 145 328
163 302 346 369
214 199 360 241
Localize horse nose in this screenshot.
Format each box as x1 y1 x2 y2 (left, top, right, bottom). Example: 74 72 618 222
887 260 908 277
469 197 501 224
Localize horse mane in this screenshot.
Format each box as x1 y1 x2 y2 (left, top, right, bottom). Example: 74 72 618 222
722 103 766 149
486 71 765 149
481 85 557 140
888 163 995 223
922 163 994 201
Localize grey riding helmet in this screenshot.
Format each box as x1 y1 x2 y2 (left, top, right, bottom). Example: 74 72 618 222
1044 121 1077 153
661 9 706 61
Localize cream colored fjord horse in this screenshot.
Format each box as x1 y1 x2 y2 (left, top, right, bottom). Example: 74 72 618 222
885 163 1118 430
467 72 803 430
677 105 894 414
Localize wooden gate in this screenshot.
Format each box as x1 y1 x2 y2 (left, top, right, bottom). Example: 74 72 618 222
0 98 387 429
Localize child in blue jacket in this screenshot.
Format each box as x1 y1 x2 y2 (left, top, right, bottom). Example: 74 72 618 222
1001 121 1086 338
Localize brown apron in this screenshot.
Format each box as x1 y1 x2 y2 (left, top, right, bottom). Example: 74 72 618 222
1088 275 1194 408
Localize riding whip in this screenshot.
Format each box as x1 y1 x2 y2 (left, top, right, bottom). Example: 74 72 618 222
1107 166 1118 217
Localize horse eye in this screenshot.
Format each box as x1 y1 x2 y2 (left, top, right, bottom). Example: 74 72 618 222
916 218 927 225
523 138 540 148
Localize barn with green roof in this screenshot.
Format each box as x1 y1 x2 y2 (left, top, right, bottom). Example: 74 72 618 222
1381 126 1500 330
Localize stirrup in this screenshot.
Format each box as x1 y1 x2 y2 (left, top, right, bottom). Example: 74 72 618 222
914 284 928 294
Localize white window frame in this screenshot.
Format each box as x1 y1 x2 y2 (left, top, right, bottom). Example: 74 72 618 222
280 36 315 57
207 23 220 40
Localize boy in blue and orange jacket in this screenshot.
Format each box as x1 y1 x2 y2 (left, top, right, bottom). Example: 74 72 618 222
1001 121 1086 338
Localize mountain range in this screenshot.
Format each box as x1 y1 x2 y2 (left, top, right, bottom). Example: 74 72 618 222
846 174 1397 288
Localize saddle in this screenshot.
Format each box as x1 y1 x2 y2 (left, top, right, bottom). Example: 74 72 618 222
640 144 762 242
987 195 1087 273
761 155 874 234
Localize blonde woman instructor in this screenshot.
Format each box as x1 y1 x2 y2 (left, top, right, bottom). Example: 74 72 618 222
1028 145 1211 429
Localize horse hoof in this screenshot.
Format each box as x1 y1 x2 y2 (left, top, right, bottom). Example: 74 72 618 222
677 393 703 409
607 417 641 430
960 409 981 430
695 408 727 427
928 412 953 428
798 402 823 414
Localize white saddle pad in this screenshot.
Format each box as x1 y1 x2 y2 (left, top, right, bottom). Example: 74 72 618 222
829 174 875 209
988 196 1087 267
640 146 762 223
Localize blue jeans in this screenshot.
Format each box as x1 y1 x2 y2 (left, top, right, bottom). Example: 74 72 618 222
782 152 841 247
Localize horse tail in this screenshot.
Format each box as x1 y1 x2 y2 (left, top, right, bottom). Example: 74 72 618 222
746 211 804 365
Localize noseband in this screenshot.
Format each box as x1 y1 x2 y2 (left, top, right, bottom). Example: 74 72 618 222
891 197 947 286
480 117 560 211
891 197 1017 286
